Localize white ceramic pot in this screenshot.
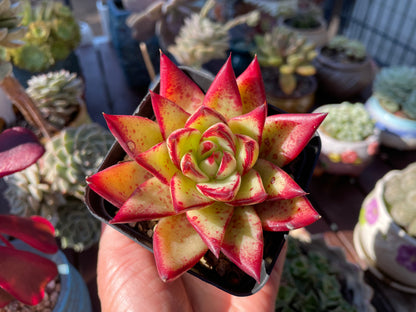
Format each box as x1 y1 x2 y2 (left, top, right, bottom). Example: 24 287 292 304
355 166 416 289
365 95 416 150
313 104 380 176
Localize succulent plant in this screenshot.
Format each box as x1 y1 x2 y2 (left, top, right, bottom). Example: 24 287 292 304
276 236 358 312
6 0 81 72
3 162 64 225
168 0 260 68
0 0 26 49
319 102 376 142
384 163 416 237
325 35 367 62
87 52 326 282
0 215 58 307
242 0 297 18
373 66 416 120
55 196 102 252
26 70 85 129
253 26 317 95
43 123 114 200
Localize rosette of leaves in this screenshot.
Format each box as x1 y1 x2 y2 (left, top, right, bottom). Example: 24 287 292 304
87 52 326 282
318 102 376 142
55 196 101 252
325 35 367 62
253 26 317 95
3 162 64 225
42 123 114 200
373 66 416 120
6 0 81 72
168 0 259 68
26 70 84 129
276 236 358 312
383 163 416 237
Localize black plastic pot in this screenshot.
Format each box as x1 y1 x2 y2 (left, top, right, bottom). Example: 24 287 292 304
85 66 321 296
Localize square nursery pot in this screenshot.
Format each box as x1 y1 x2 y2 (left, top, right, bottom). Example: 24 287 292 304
85 66 322 296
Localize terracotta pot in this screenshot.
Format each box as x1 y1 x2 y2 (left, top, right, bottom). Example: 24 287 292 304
313 48 376 102
365 95 416 150
313 104 380 176
85 66 322 296
354 164 416 291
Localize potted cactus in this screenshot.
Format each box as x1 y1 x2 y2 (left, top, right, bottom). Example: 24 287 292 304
25 70 90 133
355 162 416 290
3 123 114 252
253 26 318 113
313 102 379 176
365 66 416 150
313 35 376 102
85 52 325 295
5 0 81 87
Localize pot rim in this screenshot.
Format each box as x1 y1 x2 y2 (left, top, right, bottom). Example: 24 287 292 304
315 46 372 71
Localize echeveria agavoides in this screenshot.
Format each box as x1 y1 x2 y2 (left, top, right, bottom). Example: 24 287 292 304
87 53 326 282
0 215 58 307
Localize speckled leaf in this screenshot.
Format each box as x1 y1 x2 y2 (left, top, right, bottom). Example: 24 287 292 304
234 134 259 175
227 169 267 206
254 158 306 200
196 172 241 202
159 52 205 114
255 196 320 231
186 202 234 258
167 127 201 169
104 114 163 161
111 177 174 223
153 214 208 282
228 104 266 144
203 56 243 120
221 206 263 283
150 90 190 140
86 160 153 208
185 106 227 133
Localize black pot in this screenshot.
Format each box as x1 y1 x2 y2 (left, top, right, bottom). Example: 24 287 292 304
85 66 321 296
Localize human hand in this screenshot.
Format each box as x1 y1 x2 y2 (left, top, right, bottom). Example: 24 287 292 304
97 224 286 312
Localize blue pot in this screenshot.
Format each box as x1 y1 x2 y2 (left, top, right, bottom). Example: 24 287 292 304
365 95 416 150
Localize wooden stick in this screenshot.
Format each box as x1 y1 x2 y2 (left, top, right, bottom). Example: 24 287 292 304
139 42 156 81
0 75 56 139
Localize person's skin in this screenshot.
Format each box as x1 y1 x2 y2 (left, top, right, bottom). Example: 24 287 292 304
97 225 287 312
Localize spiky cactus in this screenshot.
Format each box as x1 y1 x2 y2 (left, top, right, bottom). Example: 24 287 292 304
373 66 416 120
168 0 259 68
384 163 416 237
43 123 114 200
26 70 84 129
7 0 81 72
254 26 317 95
3 162 64 225
319 102 376 142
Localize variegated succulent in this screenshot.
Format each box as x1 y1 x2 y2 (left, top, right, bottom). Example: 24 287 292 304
87 53 325 282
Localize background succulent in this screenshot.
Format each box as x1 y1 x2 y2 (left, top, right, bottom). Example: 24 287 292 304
168 0 259 68
253 26 317 95
43 123 114 200
373 66 416 120
3 162 64 225
325 35 367 62
6 0 81 72
319 102 376 142
26 69 84 129
384 163 416 237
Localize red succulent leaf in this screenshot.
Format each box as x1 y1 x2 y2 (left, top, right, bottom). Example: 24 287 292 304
0 288 14 308
255 196 320 231
0 215 57 254
86 160 153 208
159 52 205 114
260 113 326 167
236 56 267 114
0 127 45 178
203 56 243 120
0 246 58 306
